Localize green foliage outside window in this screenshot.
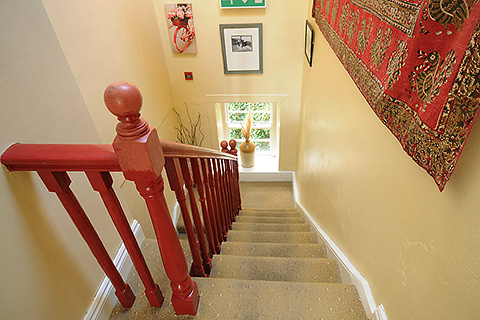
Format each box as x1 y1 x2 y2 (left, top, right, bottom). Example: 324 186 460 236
227 102 273 152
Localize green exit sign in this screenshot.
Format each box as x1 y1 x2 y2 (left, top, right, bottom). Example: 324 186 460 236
220 0 266 9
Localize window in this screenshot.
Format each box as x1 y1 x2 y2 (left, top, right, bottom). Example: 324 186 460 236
223 102 276 154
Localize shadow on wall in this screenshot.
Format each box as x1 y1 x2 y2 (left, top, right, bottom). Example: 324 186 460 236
3 167 96 317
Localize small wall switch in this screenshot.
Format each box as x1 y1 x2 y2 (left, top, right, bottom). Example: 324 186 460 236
184 72 193 80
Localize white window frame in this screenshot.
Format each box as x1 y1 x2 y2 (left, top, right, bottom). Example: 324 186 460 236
221 102 277 155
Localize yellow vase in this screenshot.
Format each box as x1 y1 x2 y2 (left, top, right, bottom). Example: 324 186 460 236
239 140 255 168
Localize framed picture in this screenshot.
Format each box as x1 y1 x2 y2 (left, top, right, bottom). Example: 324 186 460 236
165 3 197 53
305 20 314 67
220 23 263 74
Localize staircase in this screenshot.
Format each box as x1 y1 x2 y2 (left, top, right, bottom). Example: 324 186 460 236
109 182 368 319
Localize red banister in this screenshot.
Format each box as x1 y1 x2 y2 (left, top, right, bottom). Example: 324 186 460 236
1 140 236 172
1 81 242 316
1 144 120 172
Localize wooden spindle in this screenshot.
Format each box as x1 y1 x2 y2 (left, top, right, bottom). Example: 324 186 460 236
211 159 228 239
86 171 164 307
225 160 237 222
190 158 219 255
164 158 206 277
206 158 226 241
201 158 223 249
104 81 199 315
38 171 135 308
219 160 232 229
179 158 212 273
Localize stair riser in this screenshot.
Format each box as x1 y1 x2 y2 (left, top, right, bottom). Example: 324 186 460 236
232 222 310 232
220 242 327 258
227 231 318 244
236 216 305 224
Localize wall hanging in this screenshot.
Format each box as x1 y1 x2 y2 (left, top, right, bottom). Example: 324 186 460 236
165 3 197 53
312 0 480 191
220 23 263 74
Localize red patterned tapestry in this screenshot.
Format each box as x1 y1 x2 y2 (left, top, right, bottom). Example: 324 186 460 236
312 0 480 191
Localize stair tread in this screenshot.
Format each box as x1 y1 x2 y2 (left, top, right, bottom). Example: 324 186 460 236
220 242 327 258
232 221 311 232
211 255 341 283
236 215 305 224
193 277 368 320
227 230 317 244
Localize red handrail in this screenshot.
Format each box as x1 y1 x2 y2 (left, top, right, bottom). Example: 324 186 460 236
0 81 241 316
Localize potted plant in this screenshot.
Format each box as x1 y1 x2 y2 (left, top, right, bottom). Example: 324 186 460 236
239 110 255 168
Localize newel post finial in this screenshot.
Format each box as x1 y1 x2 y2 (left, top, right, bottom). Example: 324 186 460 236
104 81 149 139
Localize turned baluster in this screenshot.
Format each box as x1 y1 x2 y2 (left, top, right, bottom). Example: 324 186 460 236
234 160 242 210
219 160 232 229
179 158 212 273
201 158 223 247
104 81 199 315
225 160 237 222
164 158 206 277
38 171 136 308
216 159 231 230
86 171 164 307
211 159 228 238
190 158 219 255
207 159 227 240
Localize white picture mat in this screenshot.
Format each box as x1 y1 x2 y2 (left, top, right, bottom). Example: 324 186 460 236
223 28 260 71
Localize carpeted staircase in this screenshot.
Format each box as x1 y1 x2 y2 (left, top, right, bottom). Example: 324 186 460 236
109 183 368 319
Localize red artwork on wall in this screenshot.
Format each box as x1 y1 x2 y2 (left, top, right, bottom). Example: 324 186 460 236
313 0 480 191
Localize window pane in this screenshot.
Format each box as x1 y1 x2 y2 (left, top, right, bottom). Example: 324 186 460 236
227 102 249 111
228 112 246 124
252 141 270 152
251 129 270 140
229 128 243 140
249 102 272 112
252 112 271 125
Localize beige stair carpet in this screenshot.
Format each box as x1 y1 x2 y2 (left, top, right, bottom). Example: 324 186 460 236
109 182 367 319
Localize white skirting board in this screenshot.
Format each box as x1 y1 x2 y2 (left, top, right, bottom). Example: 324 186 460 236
239 171 293 181
83 220 145 320
292 174 388 320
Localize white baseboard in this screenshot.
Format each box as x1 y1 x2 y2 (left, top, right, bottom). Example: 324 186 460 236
292 173 387 320
239 171 293 181
83 220 145 320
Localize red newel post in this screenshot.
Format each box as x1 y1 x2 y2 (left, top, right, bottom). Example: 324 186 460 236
38 171 135 308
86 171 164 307
104 81 199 315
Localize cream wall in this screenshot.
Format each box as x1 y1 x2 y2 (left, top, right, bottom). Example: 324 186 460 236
296 5 480 320
153 1 309 170
41 0 180 237
0 0 123 319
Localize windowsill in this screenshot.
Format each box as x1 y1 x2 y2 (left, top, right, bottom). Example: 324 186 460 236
238 153 278 172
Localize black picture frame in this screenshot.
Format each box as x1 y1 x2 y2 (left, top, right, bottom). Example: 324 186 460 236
305 20 314 67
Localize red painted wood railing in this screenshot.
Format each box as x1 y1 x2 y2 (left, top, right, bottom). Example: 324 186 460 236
0 81 241 315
